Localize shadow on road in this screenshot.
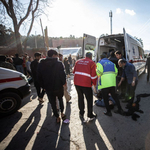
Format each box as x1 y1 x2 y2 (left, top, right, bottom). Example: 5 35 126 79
0 112 22 143
82 119 108 150
5 104 43 150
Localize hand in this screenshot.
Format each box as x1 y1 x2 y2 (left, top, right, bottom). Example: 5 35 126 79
118 81 122 87
93 86 97 93
131 81 135 86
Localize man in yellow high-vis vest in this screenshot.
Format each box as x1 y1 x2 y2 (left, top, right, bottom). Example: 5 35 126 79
96 54 124 116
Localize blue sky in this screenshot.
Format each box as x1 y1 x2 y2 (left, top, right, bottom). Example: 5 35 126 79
20 0 150 50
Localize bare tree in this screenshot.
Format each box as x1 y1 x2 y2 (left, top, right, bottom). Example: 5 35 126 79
0 0 50 54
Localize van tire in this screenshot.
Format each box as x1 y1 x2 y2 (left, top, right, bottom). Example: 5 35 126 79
0 92 21 117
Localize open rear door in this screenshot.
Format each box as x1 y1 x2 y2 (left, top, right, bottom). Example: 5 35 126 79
123 28 129 61
82 33 96 58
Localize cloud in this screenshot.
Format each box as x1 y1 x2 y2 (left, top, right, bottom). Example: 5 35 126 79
125 9 136 16
116 8 122 14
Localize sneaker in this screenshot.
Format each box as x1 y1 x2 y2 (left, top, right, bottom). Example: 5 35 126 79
103 111 112 116
114 109 125 115
89 114 97 121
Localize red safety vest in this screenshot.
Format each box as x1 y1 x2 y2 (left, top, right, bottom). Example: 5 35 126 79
73 57 97 87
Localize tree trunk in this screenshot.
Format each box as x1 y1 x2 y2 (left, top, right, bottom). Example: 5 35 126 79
14 30 23 55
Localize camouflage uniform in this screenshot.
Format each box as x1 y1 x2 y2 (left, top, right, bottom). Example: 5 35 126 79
0 61 16 70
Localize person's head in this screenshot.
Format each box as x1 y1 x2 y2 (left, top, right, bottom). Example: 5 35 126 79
47 49 58 58
34 52 41 60
24 53 28 58
64 57 67 61
100 53 107 59
110 51 116 57
118 59 127 68
15 53 19 58
6 57 13 64
86 52 92 60
115 51 122 59
28 56 33 62
59 53 63 61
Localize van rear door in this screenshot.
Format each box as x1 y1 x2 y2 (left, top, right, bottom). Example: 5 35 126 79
83 33 96 60
123 28 129 61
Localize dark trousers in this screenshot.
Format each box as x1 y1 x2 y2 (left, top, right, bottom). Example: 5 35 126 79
101 86 122 112
75 85 93 118
126 81 138 106
46 88 64 118
24 67 27 75
34 82 45 99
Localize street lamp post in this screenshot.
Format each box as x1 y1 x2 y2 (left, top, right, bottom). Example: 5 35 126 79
109 10 113 35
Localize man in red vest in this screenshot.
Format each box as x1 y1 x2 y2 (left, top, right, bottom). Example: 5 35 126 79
73 52 97 121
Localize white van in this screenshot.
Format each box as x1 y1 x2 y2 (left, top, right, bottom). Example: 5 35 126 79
0 67 31 116
82 28 146 76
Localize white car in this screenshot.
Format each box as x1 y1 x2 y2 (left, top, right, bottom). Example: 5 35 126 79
0 67 31 117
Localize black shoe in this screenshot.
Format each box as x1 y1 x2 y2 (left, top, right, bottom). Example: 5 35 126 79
79 114 84 118
89 114 97 121
104 111 112 116
114 109 125 115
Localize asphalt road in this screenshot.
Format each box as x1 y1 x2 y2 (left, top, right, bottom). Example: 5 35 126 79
0 72 150 150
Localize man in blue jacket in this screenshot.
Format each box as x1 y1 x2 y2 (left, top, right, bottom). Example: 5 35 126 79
118 59 138 108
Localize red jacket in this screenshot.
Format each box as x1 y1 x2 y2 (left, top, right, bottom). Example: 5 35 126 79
73 57 97 87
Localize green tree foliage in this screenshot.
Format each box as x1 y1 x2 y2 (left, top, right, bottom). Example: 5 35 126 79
0 24 15 46
0 0 50 54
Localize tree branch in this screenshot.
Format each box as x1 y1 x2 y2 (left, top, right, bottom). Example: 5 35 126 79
18 0 33 29
1 0 12 17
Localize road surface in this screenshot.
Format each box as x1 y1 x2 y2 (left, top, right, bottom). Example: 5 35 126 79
0 72 150 150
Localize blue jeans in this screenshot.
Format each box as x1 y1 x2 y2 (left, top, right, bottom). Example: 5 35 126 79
16 65 24 74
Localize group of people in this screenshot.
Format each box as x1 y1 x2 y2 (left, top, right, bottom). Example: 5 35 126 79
73 50 138 119
0 53 35 76
0 49 138 123
63 54 76 78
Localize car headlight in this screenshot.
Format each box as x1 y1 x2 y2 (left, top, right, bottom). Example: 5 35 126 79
20 74 28 82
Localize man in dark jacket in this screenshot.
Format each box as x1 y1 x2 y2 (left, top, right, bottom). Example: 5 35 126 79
37 49 66 123
30 52 45 103
108 51 118 68
118 59 138 108
13 53 24 73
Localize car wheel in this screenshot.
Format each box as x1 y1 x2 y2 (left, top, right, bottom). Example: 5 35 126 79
0 92 21 116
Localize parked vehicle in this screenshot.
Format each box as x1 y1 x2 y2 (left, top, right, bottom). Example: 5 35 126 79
58 47 82 59
0 67 31 117
82 28 146 76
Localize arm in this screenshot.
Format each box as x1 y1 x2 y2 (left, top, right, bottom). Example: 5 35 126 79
131 65 137 86
118 67 125 86
91 62 97 86
59 62 66 86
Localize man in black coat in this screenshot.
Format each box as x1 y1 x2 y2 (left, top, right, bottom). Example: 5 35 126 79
30 52 45 103
37 49 66 123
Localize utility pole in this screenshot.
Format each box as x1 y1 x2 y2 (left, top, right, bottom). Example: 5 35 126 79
35 31 37 48
109 10 113 34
